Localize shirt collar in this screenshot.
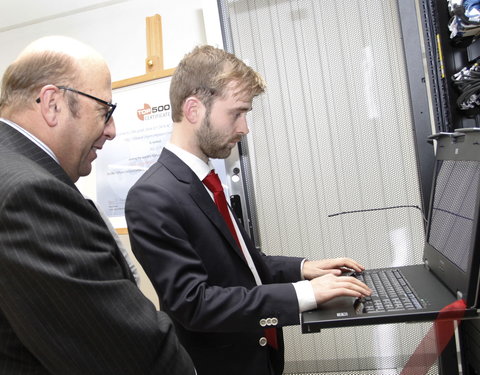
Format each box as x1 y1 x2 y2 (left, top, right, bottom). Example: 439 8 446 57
0 117 59 163
164 143 213 181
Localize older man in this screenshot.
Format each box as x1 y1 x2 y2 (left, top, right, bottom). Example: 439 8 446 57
0 36 194 375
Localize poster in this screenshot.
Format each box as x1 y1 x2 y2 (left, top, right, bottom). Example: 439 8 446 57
96 77 173 228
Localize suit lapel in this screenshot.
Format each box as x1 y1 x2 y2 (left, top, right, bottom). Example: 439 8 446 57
0 121 78 191
0 121 137 282
190 184 243 254
160 149 247 262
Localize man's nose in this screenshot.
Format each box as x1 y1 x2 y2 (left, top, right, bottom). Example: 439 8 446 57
238 115 249 135
104 117 116 140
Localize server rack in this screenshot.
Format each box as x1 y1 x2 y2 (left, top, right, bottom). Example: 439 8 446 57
417 0 480 373
216 0 478 373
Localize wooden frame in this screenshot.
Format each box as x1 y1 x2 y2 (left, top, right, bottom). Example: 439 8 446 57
103 14 175 234
113 14 175 89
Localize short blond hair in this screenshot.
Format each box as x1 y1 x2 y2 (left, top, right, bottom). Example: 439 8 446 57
170 45 266 122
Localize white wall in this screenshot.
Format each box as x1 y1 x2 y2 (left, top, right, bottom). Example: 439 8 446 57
0 0 223 82
0 0 223 307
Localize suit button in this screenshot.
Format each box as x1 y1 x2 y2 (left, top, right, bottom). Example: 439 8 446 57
259 319 267 327
271 318 278 326
259 337 267 347
266 318 272 326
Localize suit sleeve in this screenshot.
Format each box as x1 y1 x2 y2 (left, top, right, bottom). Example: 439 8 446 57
0 178 195 375
126 178 302 333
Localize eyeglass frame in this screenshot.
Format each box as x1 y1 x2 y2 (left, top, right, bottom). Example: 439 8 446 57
35 85 116 124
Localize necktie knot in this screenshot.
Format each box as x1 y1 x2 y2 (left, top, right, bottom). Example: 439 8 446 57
203 170 223 193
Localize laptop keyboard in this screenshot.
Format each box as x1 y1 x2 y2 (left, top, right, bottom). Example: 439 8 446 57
354 269 424 313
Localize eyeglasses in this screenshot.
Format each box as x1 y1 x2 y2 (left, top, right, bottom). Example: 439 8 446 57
36 85 117 124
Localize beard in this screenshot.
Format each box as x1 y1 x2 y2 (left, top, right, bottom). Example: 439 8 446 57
196 113 240 159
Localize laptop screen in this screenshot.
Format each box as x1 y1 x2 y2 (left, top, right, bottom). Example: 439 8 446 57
427 160 480 273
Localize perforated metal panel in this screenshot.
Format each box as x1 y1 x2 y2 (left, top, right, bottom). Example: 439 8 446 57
219 0 438 373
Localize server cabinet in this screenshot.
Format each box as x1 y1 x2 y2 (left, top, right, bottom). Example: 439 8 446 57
217 0 441 373
420 1 480 374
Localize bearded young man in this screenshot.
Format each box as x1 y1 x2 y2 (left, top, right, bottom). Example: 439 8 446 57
125 45 370 375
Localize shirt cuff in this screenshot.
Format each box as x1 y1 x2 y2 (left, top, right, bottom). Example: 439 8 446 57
300 258 307 280
292 280 317 312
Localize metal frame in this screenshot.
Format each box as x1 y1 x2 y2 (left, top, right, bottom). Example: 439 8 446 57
217 0 262 248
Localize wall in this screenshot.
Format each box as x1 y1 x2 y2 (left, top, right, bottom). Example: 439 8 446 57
0 0 223 307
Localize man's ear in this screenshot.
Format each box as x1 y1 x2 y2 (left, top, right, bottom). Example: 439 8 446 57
183 96 204 124
37 85 62 127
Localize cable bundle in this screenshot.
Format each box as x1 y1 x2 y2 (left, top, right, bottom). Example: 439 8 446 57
448 0 480 39
452 62 480 114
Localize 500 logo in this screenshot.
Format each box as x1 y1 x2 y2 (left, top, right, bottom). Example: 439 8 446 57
137 103 171 121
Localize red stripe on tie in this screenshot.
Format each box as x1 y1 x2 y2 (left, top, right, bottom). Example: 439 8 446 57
264 327 278 350
203 170 243 252
400 299 467 375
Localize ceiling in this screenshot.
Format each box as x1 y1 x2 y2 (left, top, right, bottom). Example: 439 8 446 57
0 0 127 32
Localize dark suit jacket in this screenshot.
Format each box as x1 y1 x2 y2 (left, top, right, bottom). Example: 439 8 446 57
0 121 194 374
125 148 305 375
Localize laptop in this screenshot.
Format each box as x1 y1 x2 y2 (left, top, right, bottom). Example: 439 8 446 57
302 128 480 332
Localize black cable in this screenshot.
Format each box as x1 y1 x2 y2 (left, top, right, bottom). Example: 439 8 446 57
328 204 424 221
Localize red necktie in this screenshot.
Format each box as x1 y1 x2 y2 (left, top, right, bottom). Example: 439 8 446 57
203 170 279 350
203 170 242 250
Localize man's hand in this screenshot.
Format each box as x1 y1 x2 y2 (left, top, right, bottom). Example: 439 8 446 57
303 257 365 280
310 273 372 305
